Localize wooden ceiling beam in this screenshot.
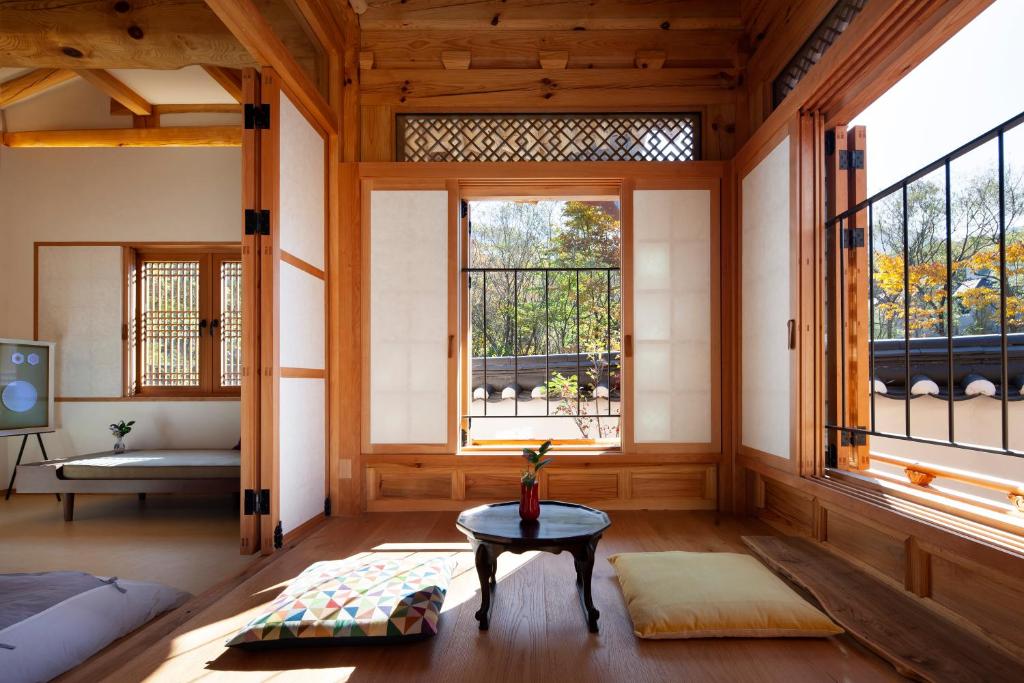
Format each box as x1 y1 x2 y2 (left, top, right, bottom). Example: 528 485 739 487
0 0 255 69
1 126 242 148
360 29 743 70
75 69 151 115
0 68 77 108
110 101 243 116
361 68 740 108
359 0 743 31
201 65 244 103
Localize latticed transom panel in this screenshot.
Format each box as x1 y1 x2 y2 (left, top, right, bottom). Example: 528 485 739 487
397 113 700 162
220 260 242 388
140 260 201 388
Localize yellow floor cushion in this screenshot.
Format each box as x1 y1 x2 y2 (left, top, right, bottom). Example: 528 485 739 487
608 551 843 639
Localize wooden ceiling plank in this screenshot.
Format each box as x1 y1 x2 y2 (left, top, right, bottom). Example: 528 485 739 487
2 126 242 148
360 29 743 70
201 65 244 103
75 69 151 116
0 68 77 108
0 0 255 69
359 0 743 31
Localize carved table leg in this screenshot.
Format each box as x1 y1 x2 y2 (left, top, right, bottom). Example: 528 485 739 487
573 536 601 633
473 542 495 630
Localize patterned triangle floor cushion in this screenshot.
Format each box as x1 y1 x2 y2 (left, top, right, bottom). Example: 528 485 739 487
226 555 454 649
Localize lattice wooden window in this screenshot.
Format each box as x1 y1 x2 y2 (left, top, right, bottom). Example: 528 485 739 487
217 258 243 388
397 113 700 162
127 248 241 396
772 0 867 109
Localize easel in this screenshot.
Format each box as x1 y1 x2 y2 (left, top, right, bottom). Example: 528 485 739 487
5 431 60 502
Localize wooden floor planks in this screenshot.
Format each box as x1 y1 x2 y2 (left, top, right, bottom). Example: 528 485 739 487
743 535 1023 683
81 510 906 682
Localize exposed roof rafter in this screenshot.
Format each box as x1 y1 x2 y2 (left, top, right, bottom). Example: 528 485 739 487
201 65 244 104
0 68 77 108
75 69 151 116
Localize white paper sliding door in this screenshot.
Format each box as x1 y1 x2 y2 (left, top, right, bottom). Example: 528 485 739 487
366 188 452 450
740 137 794 460
259 70 328 551
628 184 718 451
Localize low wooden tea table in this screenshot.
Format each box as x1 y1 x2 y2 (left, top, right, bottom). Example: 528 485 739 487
455 500 611 633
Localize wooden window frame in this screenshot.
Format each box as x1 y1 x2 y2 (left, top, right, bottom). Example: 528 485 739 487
125 244 241 398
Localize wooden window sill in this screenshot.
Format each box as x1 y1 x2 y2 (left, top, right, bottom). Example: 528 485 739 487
821 468 1024 544
56 395 240 402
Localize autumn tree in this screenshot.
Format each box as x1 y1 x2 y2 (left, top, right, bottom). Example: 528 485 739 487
872 166 1024 339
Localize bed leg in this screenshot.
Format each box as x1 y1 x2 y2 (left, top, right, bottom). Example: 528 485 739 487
138 493 146 502
62 493 75 522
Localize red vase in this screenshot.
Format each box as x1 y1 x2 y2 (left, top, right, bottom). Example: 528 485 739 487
519 482 540 521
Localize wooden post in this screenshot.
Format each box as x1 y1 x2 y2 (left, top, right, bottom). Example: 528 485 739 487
846 126 870 469
824 125 853 469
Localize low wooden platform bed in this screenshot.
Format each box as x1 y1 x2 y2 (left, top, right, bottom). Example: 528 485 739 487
16 449 240 521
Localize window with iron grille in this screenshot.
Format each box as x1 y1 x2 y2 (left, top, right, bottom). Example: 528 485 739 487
772 0 867 109
127 248 241 396
397 113 700 163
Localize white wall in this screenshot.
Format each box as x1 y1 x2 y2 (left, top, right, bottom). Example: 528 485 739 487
0 145 242 484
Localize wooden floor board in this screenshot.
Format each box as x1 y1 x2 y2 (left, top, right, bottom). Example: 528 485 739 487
95 511 905 682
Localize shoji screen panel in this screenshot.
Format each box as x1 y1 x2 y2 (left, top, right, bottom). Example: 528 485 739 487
629 183 718 451
740 136 794 460
261 70 328 543
365 186 453 451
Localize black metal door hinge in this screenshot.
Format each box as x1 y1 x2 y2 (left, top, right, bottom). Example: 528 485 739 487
244 103 271 130
842 227 865 248
324 496 332 517
273 521 283 549
825 444 838 469
460 199 468 216
243 488 271 515
825 130 836 156
244 209 270 236
838 149 865 170
841 429 867 447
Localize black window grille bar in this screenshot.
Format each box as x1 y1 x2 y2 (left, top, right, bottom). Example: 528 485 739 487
825 109 1024 459
465 266 620 420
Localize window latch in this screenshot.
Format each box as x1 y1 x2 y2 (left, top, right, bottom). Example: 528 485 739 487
199 319 208 334
210 318 219 337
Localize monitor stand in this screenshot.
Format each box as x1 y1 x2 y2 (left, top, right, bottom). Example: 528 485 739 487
5 432 60 502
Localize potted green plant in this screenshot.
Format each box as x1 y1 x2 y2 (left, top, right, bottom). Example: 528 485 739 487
109 420 135 453
520 440 553 521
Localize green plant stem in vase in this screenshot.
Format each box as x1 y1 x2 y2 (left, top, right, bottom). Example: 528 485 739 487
110 419 134 454
520 440 553 521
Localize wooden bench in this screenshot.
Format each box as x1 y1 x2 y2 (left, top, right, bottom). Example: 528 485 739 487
743 535 1022 682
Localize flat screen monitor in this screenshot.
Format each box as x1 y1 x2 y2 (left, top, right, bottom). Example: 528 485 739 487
0 339 55 437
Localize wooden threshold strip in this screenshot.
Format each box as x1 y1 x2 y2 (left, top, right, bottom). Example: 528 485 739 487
281 367 325 379
280 250 326 279
2 127 241 148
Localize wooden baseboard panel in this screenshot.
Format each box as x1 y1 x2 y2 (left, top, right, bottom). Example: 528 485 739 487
365 463 717 512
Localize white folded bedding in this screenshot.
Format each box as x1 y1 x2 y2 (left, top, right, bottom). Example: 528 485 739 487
0 573 188 683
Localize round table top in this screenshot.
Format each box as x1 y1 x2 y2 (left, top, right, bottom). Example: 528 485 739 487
456 501 610 545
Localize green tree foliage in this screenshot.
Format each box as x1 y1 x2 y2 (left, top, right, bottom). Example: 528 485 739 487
469 200 622 361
